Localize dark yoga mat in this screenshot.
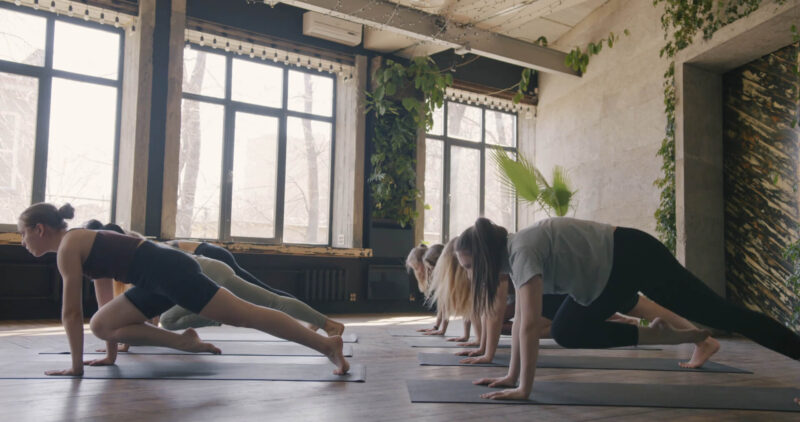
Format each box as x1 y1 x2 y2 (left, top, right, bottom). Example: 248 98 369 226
417 352 751 374
0 361 365 382
40 342 354 357
405 338 661 351
388 329 505 339
407 379 800 412
203 332 358 343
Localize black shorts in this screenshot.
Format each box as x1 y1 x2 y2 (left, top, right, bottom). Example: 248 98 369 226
123 241 220 318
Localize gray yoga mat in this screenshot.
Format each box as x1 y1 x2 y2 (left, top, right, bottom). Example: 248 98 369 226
203 332 358 343
388 329 502 338
407 379 800 412
417 352 751 374
40 342 354 357
0 361 365 382
405 338 661 351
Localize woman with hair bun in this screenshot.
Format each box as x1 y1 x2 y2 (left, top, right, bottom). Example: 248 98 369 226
17 202 349 376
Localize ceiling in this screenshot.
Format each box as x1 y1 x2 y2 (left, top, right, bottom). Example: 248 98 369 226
363 0 609 58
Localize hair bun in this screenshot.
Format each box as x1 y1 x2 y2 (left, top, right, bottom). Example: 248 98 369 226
57 203 75 220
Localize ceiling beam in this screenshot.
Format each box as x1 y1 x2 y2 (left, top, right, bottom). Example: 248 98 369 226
279 0 580 77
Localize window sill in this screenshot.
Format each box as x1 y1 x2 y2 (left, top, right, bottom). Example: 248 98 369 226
0 232 372 258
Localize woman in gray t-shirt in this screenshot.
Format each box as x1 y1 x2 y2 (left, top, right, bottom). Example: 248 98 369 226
454 217 800 401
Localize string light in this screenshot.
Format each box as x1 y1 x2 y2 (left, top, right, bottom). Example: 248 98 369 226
199 35 204 46
114 16 120 27
14 0 21 6
84 8 89 21
32 0 38 10
67 4 72 16
49 1 55 12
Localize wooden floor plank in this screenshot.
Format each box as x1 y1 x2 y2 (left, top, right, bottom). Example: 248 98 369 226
0 315 798 421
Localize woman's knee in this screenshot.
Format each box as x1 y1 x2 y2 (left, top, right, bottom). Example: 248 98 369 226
89 313 117 341
550 320 585 348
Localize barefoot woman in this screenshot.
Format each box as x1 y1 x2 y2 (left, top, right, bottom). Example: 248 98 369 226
18 203 349 376
458 217 800 400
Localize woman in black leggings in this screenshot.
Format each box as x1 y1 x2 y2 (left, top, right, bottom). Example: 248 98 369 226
454 217 800 401
168 240 296 299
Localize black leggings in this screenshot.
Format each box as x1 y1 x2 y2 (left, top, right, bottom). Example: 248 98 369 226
194 242 296 299
549 228 800 359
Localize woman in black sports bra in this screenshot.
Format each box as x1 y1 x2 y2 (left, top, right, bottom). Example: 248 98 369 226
17 202 349 377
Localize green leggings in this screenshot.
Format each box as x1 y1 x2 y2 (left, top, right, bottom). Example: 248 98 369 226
160 256 328 330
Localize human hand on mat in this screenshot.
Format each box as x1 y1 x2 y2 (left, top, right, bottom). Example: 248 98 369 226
416 326 437 332
447 336 469 342
473 375 517 388
456 341 480 347
423 329 446 336
45 367 83 376
84 356 116 366
454 348 483 357
480 388 529 401
459 355 493 364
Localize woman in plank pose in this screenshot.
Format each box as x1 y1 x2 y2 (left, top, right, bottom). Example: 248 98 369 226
18 203 348 376
457 217 800 400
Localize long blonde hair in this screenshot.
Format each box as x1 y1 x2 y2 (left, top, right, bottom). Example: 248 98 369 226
406 244 429 293
429 237 473 318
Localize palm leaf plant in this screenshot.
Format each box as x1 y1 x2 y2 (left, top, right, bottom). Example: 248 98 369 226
491 148 576 217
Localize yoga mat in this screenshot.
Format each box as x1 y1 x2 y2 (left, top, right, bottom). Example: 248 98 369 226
41 343 354 357
407 379 800 412
417 353 751 374
0 361 365 382
203 332 358 343
405 338 661 351
388 329 506 338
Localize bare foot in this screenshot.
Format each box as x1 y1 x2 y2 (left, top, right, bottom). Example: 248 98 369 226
323 319 345 337
180 328 221 354
679 337 720 368
323 335 350 375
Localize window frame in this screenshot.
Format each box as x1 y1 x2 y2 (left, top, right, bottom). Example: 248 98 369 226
0 3 124 231
425 99 517 243
179 43 337 246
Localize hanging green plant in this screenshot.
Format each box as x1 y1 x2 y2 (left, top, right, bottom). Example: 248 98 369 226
564 30 630 73
365 57 453 227
783 239 800 328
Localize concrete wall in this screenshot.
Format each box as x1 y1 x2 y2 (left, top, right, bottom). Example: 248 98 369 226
528 0 669 233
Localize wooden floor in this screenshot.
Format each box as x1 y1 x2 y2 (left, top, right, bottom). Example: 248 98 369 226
1 314 798 421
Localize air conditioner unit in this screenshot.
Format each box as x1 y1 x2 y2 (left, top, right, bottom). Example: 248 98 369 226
302 11 362 47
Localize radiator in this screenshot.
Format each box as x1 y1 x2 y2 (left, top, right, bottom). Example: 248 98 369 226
303 268 347 302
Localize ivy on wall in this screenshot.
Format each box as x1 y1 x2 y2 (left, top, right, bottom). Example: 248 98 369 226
365 57 453 227
652 0 791 254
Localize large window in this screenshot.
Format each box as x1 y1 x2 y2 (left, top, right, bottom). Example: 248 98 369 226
424 100 517 244
0 4 123 228
177 43 335 245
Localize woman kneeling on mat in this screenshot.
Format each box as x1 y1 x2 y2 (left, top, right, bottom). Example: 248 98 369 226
17 203 349 376
456 217 800 400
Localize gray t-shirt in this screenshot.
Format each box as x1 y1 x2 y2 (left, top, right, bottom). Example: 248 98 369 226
506 217 615 306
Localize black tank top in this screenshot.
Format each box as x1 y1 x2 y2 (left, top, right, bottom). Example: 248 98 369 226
82 230 143 282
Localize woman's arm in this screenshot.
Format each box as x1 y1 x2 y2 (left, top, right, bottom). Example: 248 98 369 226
424 308 449 336
85 278 118 366
447 319 471 342
50 235 86 376
481 275 543 400
474 284 522 387
460 277 509 363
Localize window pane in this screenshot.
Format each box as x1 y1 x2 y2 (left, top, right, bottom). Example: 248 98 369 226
0 72 37 224
484 153 516 232
0 8 46 66
485 110 516 147
449 146 480 238
231 112 278 238
447 101 481 142
45 78 116 225
284 117 331 244
287 70 333 117
176 100 223 239
423 139 443 244
53 21 119 79
429 106 443 136
231 58 282 108
183 47 226 99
